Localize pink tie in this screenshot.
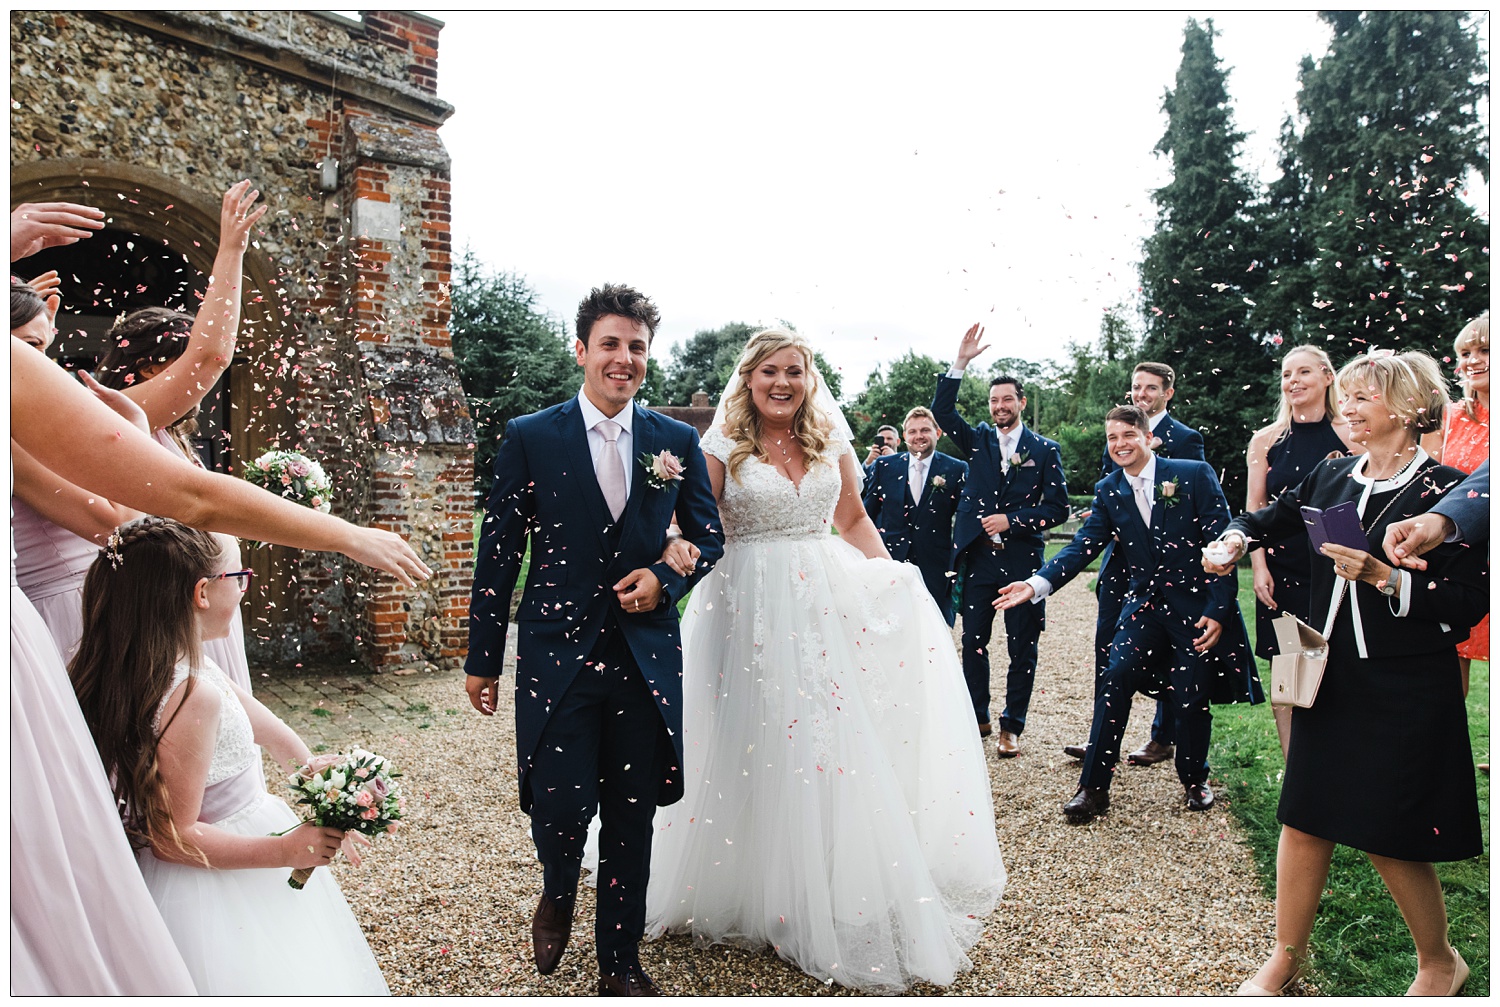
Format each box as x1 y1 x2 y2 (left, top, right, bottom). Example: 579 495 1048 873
1130 475 1152 525
596 419 627 521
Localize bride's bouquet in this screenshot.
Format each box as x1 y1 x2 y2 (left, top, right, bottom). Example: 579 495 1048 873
242 449 332 513
283 749 404 890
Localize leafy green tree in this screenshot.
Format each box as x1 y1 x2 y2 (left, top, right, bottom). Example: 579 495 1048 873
1050 305 1141 491
1283 11 1489 356
449 251 577 497
660 321 843 406
1139 17 1275 508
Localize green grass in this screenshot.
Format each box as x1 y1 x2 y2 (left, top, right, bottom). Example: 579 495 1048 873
1211 576 1489 995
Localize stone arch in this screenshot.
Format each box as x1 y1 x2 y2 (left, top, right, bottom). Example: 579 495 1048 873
11 158 299 632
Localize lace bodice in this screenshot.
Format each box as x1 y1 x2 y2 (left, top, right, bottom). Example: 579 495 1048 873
154 658 260 796
701 428 848 544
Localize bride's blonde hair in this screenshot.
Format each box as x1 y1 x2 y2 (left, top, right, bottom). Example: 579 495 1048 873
721 327 835 483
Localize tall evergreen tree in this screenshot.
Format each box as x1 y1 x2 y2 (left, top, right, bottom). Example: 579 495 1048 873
1139 18 1273 506
1288 11 1489 356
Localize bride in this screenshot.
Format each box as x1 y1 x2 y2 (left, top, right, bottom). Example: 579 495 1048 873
643 327 1005 991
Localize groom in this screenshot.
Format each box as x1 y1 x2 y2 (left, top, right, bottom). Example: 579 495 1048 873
465 283 724 996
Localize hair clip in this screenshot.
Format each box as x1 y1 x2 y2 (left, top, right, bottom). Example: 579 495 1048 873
104 528 124 569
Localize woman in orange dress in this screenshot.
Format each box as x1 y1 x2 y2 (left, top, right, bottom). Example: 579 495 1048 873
1437 312 1489 696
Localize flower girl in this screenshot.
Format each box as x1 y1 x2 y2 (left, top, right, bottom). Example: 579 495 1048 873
67 517 389 995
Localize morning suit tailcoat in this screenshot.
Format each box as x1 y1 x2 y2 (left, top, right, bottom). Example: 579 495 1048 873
465 398 724 811
862 450 968 620
932 373 1068 732
1040 457 1262 707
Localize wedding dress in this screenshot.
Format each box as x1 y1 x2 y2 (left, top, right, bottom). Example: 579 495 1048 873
641 429 1005 991
135 658 389 995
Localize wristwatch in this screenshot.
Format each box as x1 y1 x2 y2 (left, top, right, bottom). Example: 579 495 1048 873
1378 568 1402 597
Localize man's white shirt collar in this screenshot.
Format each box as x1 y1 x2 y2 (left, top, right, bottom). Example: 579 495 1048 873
577 388 635 435
1148 411 1167 433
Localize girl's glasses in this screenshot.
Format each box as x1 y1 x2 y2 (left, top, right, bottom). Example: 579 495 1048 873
213 569 255 593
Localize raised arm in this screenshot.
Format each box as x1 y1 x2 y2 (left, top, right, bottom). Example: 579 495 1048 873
121 182 267 430
12 441 143 544
12 338 431 586
10 201 105 260
930 323 989 460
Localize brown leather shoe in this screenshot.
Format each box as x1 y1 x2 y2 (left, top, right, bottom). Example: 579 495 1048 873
1062 743 1087 760
532 893 574 975
1126 739 1175 766
1062 786 1110 822
1185 782 1214 812
599 964 662 996
977 720 992 738
995 730 1021 757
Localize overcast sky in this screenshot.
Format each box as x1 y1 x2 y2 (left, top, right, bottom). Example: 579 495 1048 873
432 11 1487 396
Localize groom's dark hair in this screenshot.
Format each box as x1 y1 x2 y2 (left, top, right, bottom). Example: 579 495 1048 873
576 283 661 346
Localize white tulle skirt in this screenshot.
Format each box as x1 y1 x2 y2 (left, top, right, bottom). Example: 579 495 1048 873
137 791 389 995
644 535 1006 991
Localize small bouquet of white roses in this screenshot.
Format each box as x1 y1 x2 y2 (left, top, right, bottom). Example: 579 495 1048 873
242 449 332 513
283 748 404 890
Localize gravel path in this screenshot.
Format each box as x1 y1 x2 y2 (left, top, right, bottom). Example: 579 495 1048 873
261 577 1290 996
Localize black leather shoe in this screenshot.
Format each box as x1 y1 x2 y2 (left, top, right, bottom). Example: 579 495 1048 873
532 893 575 975
1062 786 1110 822
1185 782 1214 811
1062 744 1087 760
599 964 662 996
1127 739 1175 766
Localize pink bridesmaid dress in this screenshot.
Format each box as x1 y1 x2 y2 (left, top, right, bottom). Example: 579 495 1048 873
11 495 101 664
11 553 197 993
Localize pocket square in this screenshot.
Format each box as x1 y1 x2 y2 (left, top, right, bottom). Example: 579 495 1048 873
1021 460 1036 467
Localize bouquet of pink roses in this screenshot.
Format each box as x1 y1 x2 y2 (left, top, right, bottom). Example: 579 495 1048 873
284 748 403 890
242 449 332 513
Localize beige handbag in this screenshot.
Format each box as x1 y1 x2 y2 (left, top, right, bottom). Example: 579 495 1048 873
1270 613 1328 708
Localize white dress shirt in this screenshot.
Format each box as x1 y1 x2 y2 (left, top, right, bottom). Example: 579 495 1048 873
1025 455 1157 603
577 388 634 499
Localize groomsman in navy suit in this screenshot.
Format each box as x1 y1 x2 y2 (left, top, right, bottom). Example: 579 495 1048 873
998 405 1260 821
932 323 1069 756
863 406 969 625
465 284 724 996
1063 361 1207 768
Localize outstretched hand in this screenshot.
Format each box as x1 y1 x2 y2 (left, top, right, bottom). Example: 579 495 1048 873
218 180 268 255
1382 511 1454 571
993 581 1035 611
1192 616 1222 652
26 269 62 322
11 202 105 260
954 322 990 370
340 526 433 588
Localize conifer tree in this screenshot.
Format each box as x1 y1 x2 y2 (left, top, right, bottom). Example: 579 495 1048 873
1139 18 1271 506
1287 11 1489 356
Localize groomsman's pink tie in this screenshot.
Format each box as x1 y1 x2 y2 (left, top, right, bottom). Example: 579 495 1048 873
596 419 627 521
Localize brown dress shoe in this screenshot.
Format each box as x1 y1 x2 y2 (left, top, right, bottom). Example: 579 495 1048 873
995 730 1021 757
1185 782 1214 811
1062 786 1110 822
532 893 575 975
599 964 662 996
978 720 992 738
1062 743 1086 760
1126 739 1175 766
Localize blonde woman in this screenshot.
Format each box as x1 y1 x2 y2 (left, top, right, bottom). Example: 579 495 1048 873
1436 312 1489 693
642 328 1005 992
1244 346 1361 753
1208 351 1483 996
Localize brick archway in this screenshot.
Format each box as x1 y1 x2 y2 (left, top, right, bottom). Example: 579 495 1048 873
12 157 300 634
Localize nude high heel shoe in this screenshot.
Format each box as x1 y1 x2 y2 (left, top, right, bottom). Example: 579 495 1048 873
1405 948 1468 996
1235 965 1303 996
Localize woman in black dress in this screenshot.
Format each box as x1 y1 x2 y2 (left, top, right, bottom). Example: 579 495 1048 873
1243 345 1360 754
1207 351 1485 997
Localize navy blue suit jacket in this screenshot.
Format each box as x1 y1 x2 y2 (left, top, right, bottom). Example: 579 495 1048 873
1040 457 1262 704
862 450 967 587
931 374 1069 564
465 398 725 809
1433 459 1489 547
